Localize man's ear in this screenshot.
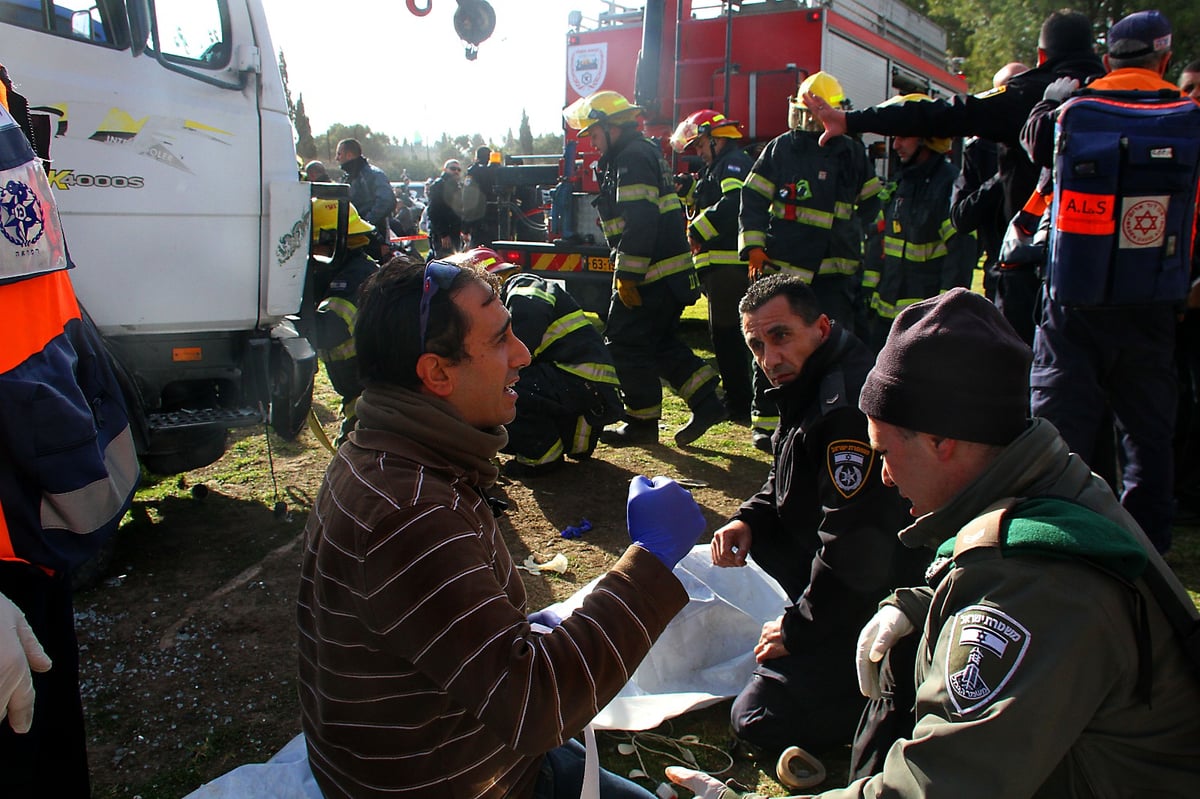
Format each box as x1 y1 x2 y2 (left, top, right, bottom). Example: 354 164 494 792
928 435 958 463
415 352 455 398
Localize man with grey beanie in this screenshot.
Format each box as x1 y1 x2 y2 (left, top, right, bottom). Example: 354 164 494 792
667 288 1200 798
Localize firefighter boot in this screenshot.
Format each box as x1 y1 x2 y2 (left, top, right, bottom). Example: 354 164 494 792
674 394 729 447
601 418 659 447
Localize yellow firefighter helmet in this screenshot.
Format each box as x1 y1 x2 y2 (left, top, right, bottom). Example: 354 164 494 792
563 90 643 136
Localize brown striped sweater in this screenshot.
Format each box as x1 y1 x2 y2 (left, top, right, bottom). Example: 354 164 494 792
296 385 688 798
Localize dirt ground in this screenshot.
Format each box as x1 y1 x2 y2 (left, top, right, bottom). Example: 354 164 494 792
76 390 779 798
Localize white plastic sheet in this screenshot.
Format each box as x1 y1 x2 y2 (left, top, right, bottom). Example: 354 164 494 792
182 545 786 798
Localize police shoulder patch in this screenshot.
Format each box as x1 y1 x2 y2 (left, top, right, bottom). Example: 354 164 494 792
944 604 1031 716
826 439 872 499
974 85 1007 100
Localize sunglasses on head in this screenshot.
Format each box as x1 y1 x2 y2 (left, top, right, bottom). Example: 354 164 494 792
418 260 463 352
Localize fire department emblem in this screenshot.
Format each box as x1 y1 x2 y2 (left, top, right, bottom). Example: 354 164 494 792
568 44 608 97
1119 196 1168 249
826 439 871 499
0 179 45 248
945 605 1031 715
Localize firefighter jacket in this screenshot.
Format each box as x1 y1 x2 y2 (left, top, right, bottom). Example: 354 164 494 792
594 131 695 288
731 325 924 649
685 144 754 275
846 53 1105 225
501 272 619 389
739 130 882 281
313 247 378 401
0 72 138 575
866 154 975 320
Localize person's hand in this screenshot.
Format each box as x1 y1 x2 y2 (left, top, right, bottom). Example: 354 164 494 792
710 520 752 567
0 593 52 734
616 278 642 308
754 615 788 662
746 247 769 281
801 91 847 146
856 604 915 700
527 609 563 634
688 231 703 255
627 475 705 570
665 767 740 799
1042 76 1079 103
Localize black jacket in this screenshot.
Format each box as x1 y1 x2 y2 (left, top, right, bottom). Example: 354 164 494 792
733 325 926 652
687 144 754 274
426 172 464 240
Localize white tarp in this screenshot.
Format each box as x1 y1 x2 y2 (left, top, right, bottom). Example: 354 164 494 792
182 546 786 798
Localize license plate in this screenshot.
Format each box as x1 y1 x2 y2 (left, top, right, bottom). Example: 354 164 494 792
587 255 613 272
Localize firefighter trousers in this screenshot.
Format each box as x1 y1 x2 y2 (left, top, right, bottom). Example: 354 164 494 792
604 280 720 418
504 362 622 465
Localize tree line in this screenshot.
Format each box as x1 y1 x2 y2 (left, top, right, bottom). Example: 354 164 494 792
279 52 563 184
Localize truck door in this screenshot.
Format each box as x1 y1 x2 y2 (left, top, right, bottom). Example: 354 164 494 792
1 0 298 336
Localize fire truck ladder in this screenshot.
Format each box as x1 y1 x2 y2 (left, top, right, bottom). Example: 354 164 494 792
672 0 738 123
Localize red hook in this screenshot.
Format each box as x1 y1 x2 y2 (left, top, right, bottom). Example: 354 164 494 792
407 0 431 16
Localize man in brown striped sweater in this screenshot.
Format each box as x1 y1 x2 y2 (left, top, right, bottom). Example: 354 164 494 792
296 256 705 798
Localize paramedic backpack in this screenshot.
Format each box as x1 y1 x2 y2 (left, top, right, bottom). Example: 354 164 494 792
1046 89 1200 306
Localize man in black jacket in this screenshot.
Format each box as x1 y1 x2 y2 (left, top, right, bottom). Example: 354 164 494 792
711 275 926 769
427 159 465 259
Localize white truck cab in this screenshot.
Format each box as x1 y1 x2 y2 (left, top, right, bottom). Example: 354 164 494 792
2 0 318 473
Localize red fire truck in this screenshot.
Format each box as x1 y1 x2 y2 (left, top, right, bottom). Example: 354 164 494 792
494 0 967 317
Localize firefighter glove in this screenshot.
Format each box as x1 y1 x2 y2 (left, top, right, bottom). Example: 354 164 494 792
1042 76 1079 103
616 278 642 308
627 475 705 570
855 604 914 700
0 592 52 734
674 173 694 198
747 247 769 281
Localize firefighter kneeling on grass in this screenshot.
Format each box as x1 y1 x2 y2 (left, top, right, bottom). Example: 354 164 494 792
564 90 727 448
309 198 379 445
453 247 622 478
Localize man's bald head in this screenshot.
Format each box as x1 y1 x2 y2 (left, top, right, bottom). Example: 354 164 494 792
993 62 1029 88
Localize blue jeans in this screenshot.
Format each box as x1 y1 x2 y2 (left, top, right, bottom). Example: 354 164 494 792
533 738 657 799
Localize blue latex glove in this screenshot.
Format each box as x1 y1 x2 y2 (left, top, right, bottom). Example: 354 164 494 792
627 475 706 570
527 608 563 633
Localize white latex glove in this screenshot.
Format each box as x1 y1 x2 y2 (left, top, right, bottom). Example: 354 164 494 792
1042 76 1079 103
665 767 736 799
855 604 914 701
0 593 52 733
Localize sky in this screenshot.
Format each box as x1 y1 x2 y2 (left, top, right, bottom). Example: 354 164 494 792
259 0 613 145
